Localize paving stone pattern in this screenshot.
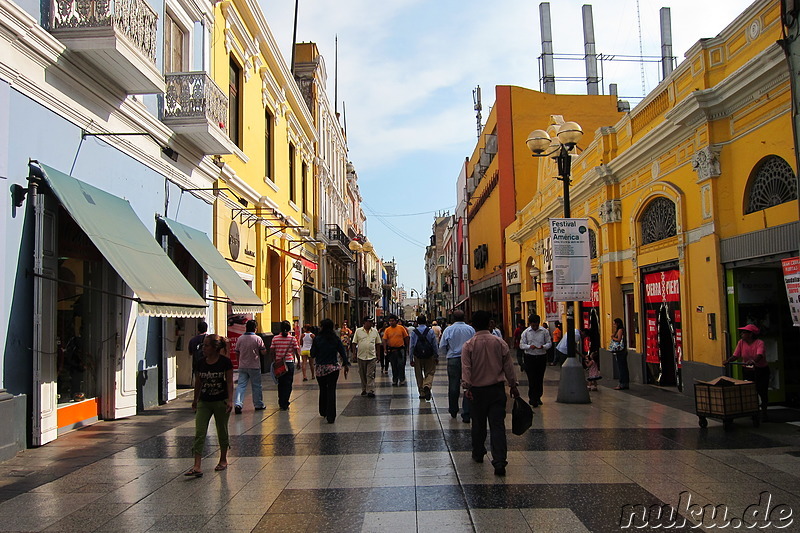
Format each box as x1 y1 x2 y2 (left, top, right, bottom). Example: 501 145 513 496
1 365 800 532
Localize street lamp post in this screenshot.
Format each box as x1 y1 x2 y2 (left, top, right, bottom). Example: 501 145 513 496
526 121 591 404
349 239 373 325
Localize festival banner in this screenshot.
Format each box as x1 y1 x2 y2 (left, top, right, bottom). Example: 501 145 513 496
782 257 800 327
549 218 591 301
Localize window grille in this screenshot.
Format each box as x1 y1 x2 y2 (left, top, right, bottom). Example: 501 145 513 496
640 197 676 245
745 156 798 214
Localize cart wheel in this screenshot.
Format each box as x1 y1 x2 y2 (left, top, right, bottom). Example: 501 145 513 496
698 416 708 428
723 419 733 431
753 415 760 428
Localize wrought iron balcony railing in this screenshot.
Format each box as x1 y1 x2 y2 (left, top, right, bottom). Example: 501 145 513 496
50 0 157 64
161 72 228 135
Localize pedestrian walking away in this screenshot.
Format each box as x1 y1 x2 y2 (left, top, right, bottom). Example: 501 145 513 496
187 334 233 477
610 318 629 390
383 314 409 386
233 320 267 414
438 309 475 422
351 316 381 397
549 321 562 365
270 321 300 410
311 318 350 423
299 324 315 381
410 315 439 401
188 321 208 380
461 310 519 476
519 314 551 407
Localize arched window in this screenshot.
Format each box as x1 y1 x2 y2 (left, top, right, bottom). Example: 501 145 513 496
589 229 597 259
640 197 677 245
745 156 798 214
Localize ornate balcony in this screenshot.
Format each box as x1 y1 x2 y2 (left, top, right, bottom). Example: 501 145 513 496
325 224 353 261
49 0 164 94
160 72 234 155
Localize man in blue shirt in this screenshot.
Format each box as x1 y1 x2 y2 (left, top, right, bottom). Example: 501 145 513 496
438 310 475 422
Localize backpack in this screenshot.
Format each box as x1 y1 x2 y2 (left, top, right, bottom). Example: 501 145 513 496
413 327 436 359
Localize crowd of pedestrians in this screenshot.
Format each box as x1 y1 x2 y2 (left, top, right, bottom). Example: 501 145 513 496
186 311 625 478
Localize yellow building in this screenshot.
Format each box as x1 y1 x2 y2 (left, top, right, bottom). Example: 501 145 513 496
509 0 799 401
209 0 317 340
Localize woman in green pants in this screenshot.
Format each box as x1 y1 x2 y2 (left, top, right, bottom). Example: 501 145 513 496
185 334 233 477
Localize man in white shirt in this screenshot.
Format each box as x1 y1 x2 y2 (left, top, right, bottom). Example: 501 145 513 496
519 314 552 407
351 317 381 398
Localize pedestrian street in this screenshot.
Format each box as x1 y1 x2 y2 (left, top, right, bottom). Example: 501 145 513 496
1 365 800 532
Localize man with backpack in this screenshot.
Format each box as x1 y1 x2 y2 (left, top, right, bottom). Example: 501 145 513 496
409 315 439 401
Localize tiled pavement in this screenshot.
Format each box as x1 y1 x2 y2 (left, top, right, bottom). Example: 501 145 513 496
2 365 800 532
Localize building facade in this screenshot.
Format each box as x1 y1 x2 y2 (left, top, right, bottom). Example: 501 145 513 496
507 0 799 400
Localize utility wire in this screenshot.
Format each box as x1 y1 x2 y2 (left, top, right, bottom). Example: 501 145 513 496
362 202 427 248
369 206 455 218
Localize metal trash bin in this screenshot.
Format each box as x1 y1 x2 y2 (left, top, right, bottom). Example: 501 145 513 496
694 376 760 430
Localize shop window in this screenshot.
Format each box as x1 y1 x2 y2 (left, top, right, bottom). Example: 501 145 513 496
640 197 676 245
745 155 798 214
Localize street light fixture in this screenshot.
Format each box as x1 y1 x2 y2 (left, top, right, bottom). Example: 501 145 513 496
349 239 373 325
526 120 590 404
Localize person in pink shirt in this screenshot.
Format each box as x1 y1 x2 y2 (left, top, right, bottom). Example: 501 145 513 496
461 310 519 476
725 324 769 419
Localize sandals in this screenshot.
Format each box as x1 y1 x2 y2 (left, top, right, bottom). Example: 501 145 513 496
184 468 203 478
214 463 228 471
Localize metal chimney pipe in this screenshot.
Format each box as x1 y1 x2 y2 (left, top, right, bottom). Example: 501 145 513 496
540 3 556 94
582 5 599 95
660 7 674 79
609 83 618 96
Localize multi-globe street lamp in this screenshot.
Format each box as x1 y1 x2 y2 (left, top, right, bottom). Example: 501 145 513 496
349 238 373 325
526 121 591 404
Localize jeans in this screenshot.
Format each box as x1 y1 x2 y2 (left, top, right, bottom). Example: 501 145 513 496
317 370 340 422
358 358 377 393
447 357 470 419
523 353 548 404
277 362 295 409
388 348 406 384
193 399 230 455
470 382 507 467
614 350 629 388
413 358 437 394
234 367 264 408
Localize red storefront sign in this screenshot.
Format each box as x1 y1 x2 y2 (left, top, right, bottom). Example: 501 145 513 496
542 282 560 324
581 281 600 328
643 270 681 366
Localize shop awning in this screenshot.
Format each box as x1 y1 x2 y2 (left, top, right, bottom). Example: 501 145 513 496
268 244 318 270
160 217 266 314
40 164 207 318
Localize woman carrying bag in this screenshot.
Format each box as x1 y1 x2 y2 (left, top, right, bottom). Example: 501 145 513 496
610 318 629 390
270 321 300 410
311 318 350 423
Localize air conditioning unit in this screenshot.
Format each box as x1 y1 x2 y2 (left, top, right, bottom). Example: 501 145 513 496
331 288 341 302
479 148 491 167
484 133 498 154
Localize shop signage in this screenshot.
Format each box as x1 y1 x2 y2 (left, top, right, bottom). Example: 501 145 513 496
549 218 591 301
643 270 682 368
228 221 240 261
782 257 800 327
542 282 561 324
505 263 520 285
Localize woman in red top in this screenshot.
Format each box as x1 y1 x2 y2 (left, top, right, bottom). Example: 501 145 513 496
726 324 769 418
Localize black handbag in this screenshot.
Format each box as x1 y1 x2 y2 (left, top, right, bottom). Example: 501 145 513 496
511 396 533 435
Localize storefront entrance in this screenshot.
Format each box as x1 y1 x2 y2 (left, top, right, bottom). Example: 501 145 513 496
643 268 683 391
726 265 800 406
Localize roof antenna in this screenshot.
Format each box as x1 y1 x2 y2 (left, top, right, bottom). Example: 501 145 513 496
334 35 339 118
290 0 299 75
472 85 482 139
342 101 347 138
636 0 646 96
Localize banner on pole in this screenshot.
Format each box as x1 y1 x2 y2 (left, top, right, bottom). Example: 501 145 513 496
782 257 800 327
549 218 592 301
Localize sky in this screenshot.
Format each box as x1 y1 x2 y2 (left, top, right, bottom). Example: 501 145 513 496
262 0 757 295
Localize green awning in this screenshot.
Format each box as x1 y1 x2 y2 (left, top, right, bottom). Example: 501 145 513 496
41 164 207 318
159 217 265 314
